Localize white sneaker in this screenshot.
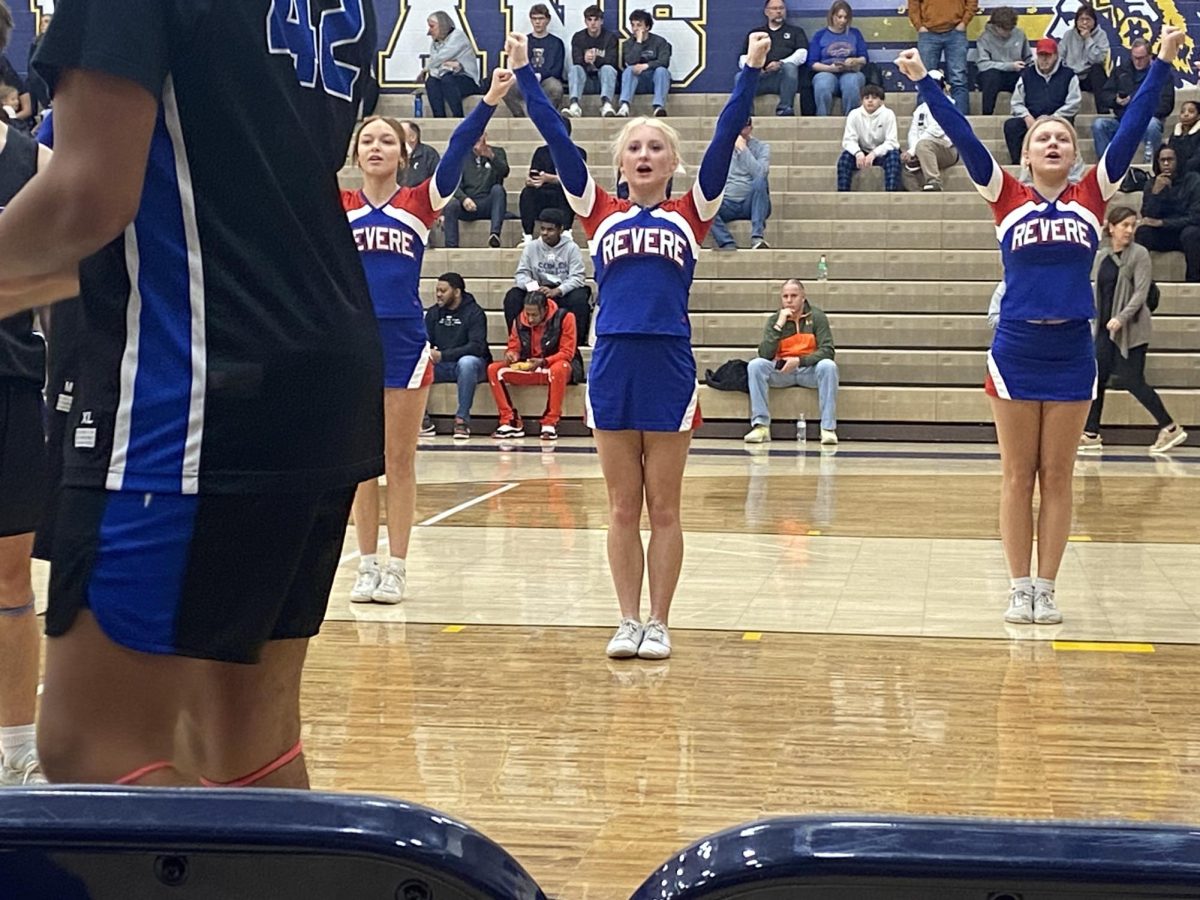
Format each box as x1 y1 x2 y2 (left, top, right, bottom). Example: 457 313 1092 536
1150 425 1188 453
820 428 838 445
601 100 616 117
540 424 558 441
372 565 405 604
743 424 770 444
1003 588 1034 624
606 618 644 658
0 751 46 786
616 102 630 117
638 619 672 659
563 101 582 118
350 563 381 603
1033 590 1063 625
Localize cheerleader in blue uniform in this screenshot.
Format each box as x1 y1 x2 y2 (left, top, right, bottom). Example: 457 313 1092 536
895 26 1186 626
507 31 771 660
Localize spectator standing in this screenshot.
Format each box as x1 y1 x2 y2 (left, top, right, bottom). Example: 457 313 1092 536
518 116 588 243
1166 100 1200 177
1004 37 1079 164
743 280 839 445
503 208 592 342
1135 145 1200 283
1093 39 1173 163
1058 4 1110 112
489 293 584 442
902 70 958 191
837 84 901 191
908 0 977 114
809 1 870 116
565 4 620 118
711 118 772 249
740 0 812 117
422 273 491 438
398 120 441 188
617 9 672 117
422 10 482 117
504 4 566 117
975 6 1032 115
441 131 509 248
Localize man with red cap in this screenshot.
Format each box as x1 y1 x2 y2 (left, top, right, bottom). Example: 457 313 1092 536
1003 36 1080 164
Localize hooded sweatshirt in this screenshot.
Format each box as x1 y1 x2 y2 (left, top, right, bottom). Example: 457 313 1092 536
976 24 1033 72
1058 26 1110 75
515 232 586 295
1010 57 1080 119
508 297 578 367
842 104 899 155
424 292 492 364
1168 118 1200 176
908 101 954 152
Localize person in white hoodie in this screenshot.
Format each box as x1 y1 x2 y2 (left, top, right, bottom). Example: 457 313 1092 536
502 207 593 344
902 70 958 190
836 83 901 191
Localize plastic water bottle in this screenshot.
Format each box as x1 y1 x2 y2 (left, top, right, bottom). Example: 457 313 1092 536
796 413 807 445
817 255 828 281
413 91 424 118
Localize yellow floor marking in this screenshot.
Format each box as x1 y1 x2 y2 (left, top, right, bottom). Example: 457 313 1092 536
441 625 466 633
806 530 822 536
1052 641 1154 653
1067 535 1093 542
742 632 763 642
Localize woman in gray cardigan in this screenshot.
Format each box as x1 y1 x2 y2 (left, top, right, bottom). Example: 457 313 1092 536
422 11 482 117
1080 205 1187 452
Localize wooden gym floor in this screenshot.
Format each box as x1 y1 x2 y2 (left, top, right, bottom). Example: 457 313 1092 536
29 438 1200 898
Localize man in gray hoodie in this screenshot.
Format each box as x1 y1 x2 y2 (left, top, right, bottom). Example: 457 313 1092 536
502 208 592 344
974 6 1032 115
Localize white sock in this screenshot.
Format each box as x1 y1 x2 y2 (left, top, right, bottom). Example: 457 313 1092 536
1011 576 1033 594
1034 577 1055 596
0 724 37 767
388 556 407 573
359 553 377 571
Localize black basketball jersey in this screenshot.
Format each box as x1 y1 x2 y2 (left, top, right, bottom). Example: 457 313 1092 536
0 126 47 386
33 0 383 495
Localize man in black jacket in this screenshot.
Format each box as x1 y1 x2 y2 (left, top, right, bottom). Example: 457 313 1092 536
741 0 813 116
1092 39 1174 163
423 273 492 438
399 120 441 189
564 4 620 118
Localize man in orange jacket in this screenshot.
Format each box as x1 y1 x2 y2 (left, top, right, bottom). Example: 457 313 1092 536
488 292 585 442
908 0 977 114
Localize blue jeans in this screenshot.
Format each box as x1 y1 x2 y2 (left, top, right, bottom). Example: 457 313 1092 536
432 355 486 422
748 357 839 430
1092 115 1164 164
619 67 671 107
568 64 618 103
709 175 772 247
441 184 507 247
756 62 800 113
917 29 969 114
812 71 865 116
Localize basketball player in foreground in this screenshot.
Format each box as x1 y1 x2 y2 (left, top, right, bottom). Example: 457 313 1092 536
0 0 381 787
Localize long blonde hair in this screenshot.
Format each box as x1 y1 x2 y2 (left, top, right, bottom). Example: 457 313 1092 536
610 117 684 178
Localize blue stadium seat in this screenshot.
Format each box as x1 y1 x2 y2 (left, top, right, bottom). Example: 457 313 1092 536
630 815 1200 899
0 787 546 900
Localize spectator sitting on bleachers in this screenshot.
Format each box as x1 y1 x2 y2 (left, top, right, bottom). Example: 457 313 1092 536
504 4 566 117
908 0 976 115
421 11 482 117
422 273 491 437
901 69 958 191
564 4 620 119
974 6 1031 115
518 116 588 244
1093 39 1173 163
1135 144 1200 283
711 118 772 249
1004 37 1079 165
617 9 672 117
399 120 441 188
837 84 901 191
441 131 509 248
740 0 811 117
743 279 839 445
1059 4 1110 113
503 208 592 342
1165 100 1200 177
489 292 584 442
809 0 869 116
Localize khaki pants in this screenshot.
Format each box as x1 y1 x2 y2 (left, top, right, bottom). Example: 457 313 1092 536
902 139 958 191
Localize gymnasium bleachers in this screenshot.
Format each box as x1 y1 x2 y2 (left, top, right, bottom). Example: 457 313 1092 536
340 88 1200 441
